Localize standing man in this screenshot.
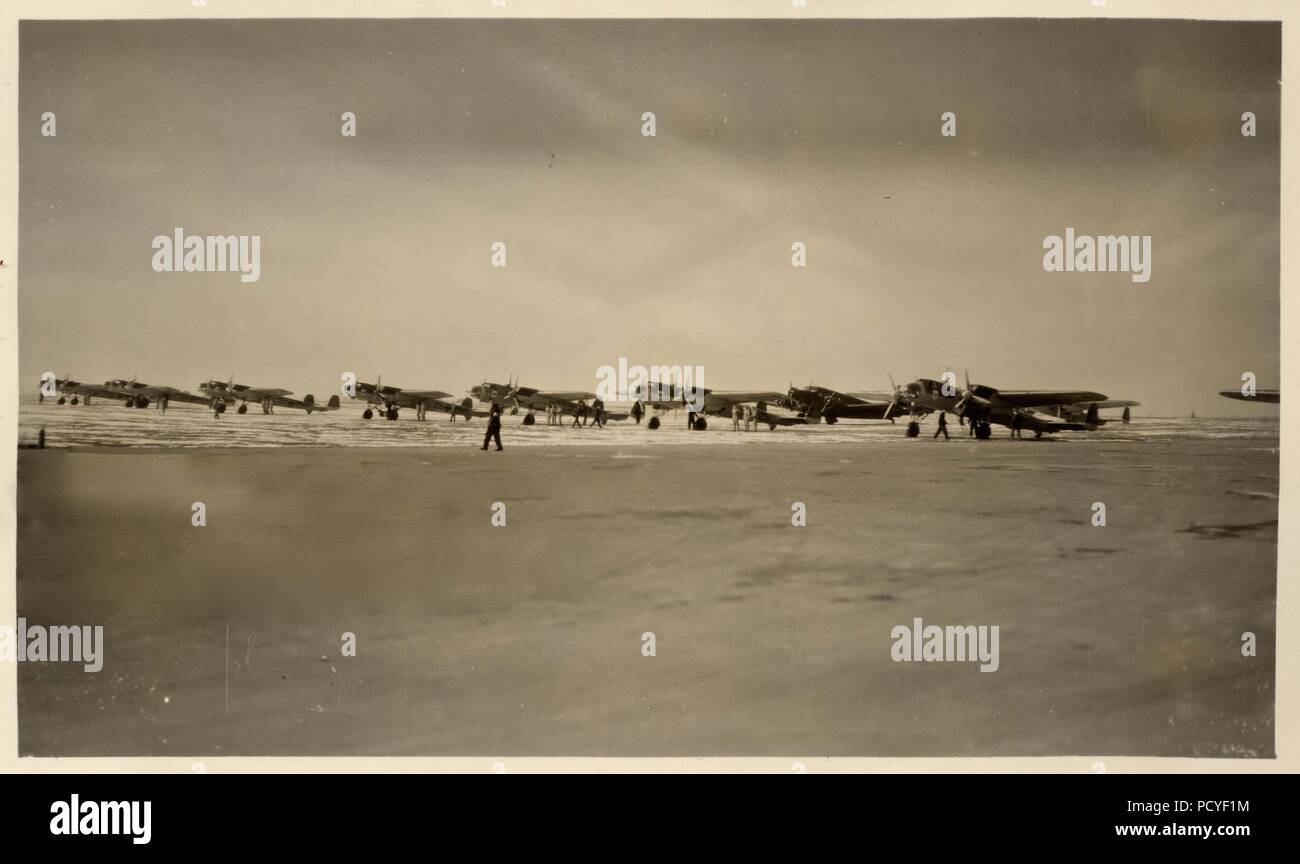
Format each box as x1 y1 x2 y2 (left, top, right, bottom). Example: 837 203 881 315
934 412 949 440
481 406 504 451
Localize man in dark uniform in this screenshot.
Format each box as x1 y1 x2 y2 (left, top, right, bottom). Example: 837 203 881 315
482 406 503 451
933 411 949 440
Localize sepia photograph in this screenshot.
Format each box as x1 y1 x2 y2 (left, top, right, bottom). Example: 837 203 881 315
8 11 1282 766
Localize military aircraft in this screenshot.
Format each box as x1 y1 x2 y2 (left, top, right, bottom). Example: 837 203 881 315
38 377 127 406
199 379 340 417
783 384 897 423
469 378 627 424
631 382 803 430
353 377 478 421
895 372 1109 439
1219 389 1280 403
102 378 215 412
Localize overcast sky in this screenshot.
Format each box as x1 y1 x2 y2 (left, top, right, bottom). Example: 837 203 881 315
19 18 1280 416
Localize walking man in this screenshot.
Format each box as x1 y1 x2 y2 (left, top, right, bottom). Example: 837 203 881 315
481 406 503 451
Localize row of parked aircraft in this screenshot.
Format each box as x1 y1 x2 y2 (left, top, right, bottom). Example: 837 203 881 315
39 371 1150 439
42 377 343 415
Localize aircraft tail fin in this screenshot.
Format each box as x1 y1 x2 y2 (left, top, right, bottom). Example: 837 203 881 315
1085 403 1100 426
328 395 341 409
304 394 316 406
1122 406 1131 424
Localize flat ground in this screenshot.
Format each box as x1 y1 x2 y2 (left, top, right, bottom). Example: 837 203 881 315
15 439 1277 756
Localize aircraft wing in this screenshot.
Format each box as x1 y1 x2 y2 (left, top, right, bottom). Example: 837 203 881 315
844 391 897 403
140 387 212 406
758 412 818 427
536 391 597 403
164 389 214 406
68 383 130 400
993 390 1107 408
1220 390 1279 403
392 389 453 407
709 391 786 406
235 387 293 401
829 402 894 420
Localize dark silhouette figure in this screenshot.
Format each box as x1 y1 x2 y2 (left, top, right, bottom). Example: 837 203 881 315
482 408 503 451
631 400 644 424
1011 411 1023 439
934 412 949 440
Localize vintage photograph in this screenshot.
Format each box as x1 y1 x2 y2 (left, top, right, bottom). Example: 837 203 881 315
13 17 1279 758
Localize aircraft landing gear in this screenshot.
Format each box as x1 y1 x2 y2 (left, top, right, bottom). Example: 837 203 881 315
362 408 374 420
906 421 921 437
386 406 399 421
57 397 66 405
647 416 661 430
70 397 79 405
134 396 149 409
974 421 992 440
523 413 536 426
237 403 248 415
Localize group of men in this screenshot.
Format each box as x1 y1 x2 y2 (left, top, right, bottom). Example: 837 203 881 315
931 411 1025 439
730 403 763 431
484 398 611 451
539 398 608 427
